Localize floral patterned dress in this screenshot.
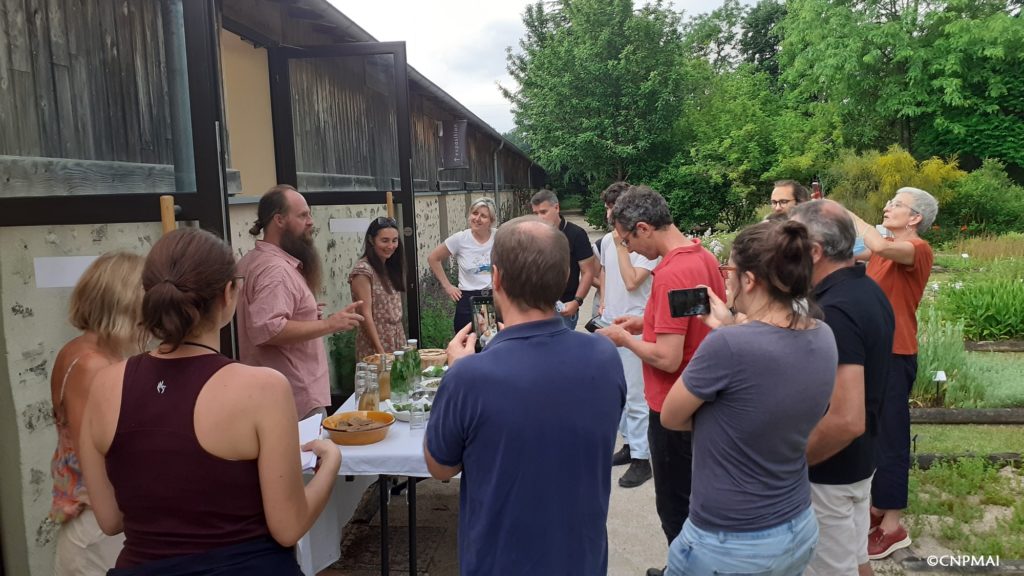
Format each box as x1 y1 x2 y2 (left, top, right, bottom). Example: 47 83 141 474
348 258 406 360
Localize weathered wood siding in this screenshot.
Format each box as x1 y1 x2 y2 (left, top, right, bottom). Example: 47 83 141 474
0 0 178 165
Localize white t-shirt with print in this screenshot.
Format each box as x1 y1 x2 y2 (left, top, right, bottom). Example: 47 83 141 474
599 232 658 320
444 229 494 291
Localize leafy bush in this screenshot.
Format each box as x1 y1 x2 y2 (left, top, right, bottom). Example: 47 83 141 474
417 264 456 349
823 145 964 225
656 162 756 232
937 160 1024 238
937 271 1024 341
915 306 985 407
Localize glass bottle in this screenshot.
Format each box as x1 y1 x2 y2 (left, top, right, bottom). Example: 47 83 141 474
391 350 409 404
378 356 391 401
358 364 378 409
353 370 366 410
404 340 421 387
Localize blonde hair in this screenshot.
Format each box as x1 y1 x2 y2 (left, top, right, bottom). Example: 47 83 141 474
470 197 497 224
69 251 147 356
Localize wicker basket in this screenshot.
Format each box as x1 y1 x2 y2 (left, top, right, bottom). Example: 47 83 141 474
419 349 446 369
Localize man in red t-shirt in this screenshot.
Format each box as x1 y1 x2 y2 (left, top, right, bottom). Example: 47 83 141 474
598 186 725 575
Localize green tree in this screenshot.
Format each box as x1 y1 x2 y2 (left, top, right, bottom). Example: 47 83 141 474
738 0 786 82
502 0 688 186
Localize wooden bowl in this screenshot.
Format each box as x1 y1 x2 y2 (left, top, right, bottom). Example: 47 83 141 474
419 349 446 368
323 411 395 446
362 353 394 367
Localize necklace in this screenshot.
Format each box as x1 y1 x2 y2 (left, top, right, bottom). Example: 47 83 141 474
180 341 221 355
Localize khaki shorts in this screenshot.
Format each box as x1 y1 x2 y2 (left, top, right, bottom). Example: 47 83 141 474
54 508 124 576
806 476 872 576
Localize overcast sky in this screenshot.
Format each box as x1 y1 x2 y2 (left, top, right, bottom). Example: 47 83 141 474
329 0 750 134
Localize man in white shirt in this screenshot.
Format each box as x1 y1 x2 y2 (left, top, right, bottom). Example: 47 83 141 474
598 182 658 488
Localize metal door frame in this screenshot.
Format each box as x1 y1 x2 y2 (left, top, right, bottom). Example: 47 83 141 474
266 41 420 340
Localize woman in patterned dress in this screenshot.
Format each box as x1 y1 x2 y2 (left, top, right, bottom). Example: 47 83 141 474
349 216 407 359
50 252 146 575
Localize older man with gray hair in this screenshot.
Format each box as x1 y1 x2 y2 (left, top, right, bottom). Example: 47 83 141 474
790 200 895 576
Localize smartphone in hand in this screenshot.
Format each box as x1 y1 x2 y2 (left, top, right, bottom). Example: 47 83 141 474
470 296 499 351
668 288 710 318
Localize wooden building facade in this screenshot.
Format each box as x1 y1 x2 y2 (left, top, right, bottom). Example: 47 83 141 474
0 1 541 574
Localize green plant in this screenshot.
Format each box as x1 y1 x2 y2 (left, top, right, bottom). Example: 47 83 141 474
328 330 357 398
558 194 583 211
938 160 1024 238
950 233 1024 262
970 353 1024 408
907 458 1024 558
915 306 985 407
936 264 1024 341
417 264 456 349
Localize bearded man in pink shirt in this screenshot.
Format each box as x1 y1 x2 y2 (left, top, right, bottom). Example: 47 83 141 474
237 185 363 418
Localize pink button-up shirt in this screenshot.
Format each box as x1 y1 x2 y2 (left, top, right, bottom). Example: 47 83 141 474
236 241 328 417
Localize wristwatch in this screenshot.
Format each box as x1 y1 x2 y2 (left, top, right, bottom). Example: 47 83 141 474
573 296 585 306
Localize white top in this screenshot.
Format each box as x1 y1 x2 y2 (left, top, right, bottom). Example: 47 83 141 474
598 232 658 320
444 228 494 291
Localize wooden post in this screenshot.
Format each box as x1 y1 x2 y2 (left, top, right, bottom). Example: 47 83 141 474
386 191 394 218
160 195 176 234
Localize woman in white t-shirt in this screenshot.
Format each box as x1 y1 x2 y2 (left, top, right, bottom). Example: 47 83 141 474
427 197 497 333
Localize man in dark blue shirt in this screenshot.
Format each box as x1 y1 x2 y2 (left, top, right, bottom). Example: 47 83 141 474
791 200 895 576
425 216 626 576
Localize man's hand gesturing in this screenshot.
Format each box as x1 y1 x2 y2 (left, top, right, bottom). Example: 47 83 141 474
326 301 364 332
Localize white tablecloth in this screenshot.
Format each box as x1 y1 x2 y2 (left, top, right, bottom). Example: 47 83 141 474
298 395 440 575
331 395 433 478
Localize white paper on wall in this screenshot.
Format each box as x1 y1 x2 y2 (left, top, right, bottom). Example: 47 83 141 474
329 218 372 234
33 255 99 288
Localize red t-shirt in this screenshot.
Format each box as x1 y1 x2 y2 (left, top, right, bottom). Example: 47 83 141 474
866 237 933 355
643 240 726 412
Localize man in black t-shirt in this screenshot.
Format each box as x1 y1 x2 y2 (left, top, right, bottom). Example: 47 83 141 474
791 200 895 576
531 190 595 330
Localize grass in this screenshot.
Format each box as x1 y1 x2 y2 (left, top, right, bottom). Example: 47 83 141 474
947 233 1024 261
907 458 1024 557
912 425 1024 455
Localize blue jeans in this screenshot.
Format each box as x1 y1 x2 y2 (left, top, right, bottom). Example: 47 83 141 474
560 310 579 331
667 507 818 576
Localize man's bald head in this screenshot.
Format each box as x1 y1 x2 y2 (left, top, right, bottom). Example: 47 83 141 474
492 216 569 312
789 199 856 262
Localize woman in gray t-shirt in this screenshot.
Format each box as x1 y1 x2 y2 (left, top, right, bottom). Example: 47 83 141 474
660 220 837 576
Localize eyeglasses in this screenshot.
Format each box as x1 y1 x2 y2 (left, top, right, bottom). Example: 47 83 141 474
770 199 793 208
885 199 920 215
376 216 398 226
718 265 736 279
619 229 637 248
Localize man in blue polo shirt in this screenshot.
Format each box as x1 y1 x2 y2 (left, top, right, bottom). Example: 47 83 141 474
791 200 895 576
425 216 626 576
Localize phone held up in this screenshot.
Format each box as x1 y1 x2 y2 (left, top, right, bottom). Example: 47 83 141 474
668 287 710 318
470 295 499 352
584 316 611 333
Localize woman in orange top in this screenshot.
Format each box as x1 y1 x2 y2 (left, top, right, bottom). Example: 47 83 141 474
848 186 938 560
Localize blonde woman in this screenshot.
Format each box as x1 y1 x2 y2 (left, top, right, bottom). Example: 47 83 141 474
51 252 146 575
427 197 497 332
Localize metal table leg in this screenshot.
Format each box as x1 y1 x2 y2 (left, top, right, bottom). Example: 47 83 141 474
379 475 390 576
408 476 417 575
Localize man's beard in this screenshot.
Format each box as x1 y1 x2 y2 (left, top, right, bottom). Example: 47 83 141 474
280 229 322 294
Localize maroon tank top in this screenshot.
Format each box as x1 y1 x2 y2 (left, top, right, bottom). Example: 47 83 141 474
105 353 271 568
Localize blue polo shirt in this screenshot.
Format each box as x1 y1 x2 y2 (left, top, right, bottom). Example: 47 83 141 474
427 317 625 576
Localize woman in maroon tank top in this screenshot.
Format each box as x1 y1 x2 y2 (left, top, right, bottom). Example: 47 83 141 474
77 228 342 575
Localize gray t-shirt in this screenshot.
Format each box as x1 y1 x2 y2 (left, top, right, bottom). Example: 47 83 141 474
683 320 837 532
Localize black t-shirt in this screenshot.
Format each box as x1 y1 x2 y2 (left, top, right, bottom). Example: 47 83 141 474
809 264 895 485
559 216 595 303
